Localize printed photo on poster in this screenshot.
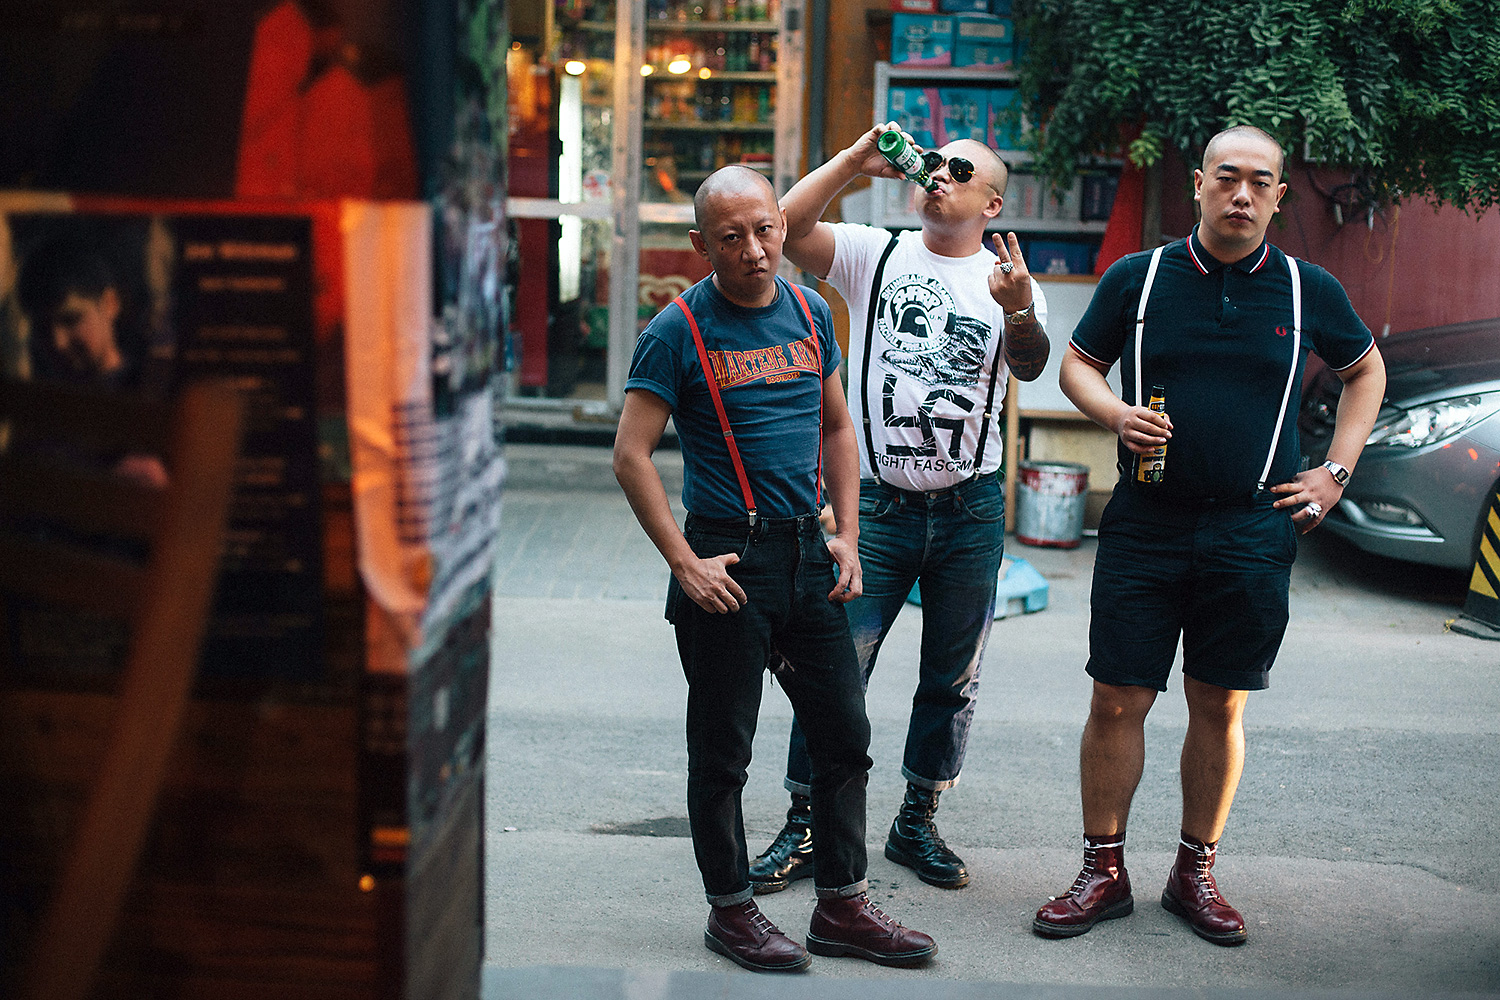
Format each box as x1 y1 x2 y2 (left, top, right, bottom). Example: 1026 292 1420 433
1 208 324 681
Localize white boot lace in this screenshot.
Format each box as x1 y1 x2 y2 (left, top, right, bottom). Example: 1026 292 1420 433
1182 839 1221 902
1056 837 1123 900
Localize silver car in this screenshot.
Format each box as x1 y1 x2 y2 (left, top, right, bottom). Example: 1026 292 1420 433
1299 317 1500 570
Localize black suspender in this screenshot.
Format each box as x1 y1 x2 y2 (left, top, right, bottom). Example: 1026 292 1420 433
969 330 1005 478
860 234 900 480
860 231 1009 484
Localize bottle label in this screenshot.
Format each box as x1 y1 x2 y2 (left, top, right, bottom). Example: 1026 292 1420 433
877 131 930 188
1135 386 1167 483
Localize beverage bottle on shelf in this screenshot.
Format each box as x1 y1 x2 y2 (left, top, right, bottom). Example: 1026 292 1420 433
877 130 937 191
1134 385 1168 483
707 0 724 18
746 33 760 69
724 0 738 21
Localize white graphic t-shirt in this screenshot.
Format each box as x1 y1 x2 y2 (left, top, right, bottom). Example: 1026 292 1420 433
826 224 1049 492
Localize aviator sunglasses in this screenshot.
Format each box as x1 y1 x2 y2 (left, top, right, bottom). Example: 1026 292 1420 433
921 150 980 184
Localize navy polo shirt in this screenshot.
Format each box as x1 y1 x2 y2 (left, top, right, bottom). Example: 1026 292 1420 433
1071 229 1374 501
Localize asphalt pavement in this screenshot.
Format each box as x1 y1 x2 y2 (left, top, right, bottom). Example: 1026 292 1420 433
483 443 1500 1000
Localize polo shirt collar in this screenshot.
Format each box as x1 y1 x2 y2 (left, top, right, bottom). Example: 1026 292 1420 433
1187 227 1272 276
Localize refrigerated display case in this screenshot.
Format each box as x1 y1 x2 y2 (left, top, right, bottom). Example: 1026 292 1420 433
505 0 805 412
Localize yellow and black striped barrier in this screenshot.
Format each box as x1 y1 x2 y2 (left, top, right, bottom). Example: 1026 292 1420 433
1450 485 1500 640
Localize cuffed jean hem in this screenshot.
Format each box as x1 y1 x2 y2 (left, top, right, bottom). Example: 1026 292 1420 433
901 766 960 792
814 879 869 900
706 887 755 907
784 776 812 797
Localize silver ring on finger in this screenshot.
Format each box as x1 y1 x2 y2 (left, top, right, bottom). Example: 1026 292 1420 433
999 261 1014 274
1305 501 1323 518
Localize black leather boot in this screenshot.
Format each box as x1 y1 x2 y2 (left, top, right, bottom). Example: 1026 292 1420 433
748 795 813 894
884 783 969 888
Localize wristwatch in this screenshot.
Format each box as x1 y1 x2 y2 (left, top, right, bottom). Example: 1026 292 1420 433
1322 460 1351 487
1005 302 1034 324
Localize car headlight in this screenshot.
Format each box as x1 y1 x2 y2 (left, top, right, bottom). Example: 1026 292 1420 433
1366 393 1500 448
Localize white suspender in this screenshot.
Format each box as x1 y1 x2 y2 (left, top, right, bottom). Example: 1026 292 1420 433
1133 245 1165 408
1257 255 1302 490
1132 245 1303 492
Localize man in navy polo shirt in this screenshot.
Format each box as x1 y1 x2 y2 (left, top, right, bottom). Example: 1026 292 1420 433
614 166 937 972
1032 126 1386 946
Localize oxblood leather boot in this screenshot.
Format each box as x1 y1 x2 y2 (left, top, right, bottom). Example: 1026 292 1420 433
1161 835 1247 945
884 783 969 888
748 794 813 894
1032 835 1134 938
704 899 811 972
806 892 937 967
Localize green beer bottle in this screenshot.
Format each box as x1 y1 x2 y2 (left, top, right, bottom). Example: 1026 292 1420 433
877 129 937 192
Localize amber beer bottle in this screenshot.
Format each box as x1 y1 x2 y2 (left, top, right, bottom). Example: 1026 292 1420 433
877 130 937 192
1135 384 1167 483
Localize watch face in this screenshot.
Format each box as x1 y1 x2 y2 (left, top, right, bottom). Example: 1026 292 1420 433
1325 462 1349 485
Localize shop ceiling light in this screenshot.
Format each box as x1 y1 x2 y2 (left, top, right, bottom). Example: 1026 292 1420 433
668 57 692 74
564 60 587 76
698 67 712 79
641 64 654 76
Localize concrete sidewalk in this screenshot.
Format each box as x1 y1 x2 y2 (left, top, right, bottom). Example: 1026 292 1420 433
484 444 1500 998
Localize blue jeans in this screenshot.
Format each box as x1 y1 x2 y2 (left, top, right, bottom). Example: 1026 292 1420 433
785 474 1005 795
670 513 873 906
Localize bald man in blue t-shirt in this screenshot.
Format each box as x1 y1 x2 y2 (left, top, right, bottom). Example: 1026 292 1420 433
614 165 936 973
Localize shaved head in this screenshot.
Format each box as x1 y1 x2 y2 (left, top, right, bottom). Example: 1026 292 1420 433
1203 125 1285 182
947 139 1009 196
694 165 777 230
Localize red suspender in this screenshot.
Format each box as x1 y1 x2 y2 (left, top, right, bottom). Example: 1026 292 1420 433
674 295 758 524
672 280 821 525
786 282 823 507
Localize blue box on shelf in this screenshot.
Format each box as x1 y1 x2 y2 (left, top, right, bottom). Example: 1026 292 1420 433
955 38 1012 68
987 88 1021 150
1081 171 1120 222
937 87 987 143
891 13 954 66
887 85 939 148
1028 240 1093 276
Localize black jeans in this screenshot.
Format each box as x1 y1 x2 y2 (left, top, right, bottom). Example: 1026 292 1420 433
669 513 872 905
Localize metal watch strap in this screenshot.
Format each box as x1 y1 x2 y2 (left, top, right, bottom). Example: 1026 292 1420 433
1322 460 1350 486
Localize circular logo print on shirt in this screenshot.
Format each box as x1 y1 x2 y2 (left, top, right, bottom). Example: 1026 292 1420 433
878 274 955 355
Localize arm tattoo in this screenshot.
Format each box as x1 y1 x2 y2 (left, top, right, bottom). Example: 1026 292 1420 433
1003 318 1050 381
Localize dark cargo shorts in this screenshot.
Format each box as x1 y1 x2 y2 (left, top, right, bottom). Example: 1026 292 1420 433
1085 487 1296 692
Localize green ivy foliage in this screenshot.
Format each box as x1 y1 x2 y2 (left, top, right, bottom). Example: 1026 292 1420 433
1013 0 1500 211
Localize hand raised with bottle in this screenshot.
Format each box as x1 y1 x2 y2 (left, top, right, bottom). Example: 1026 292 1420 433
846 121 912 181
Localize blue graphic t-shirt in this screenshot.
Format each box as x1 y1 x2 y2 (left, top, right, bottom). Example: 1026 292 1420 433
625 275 841 520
